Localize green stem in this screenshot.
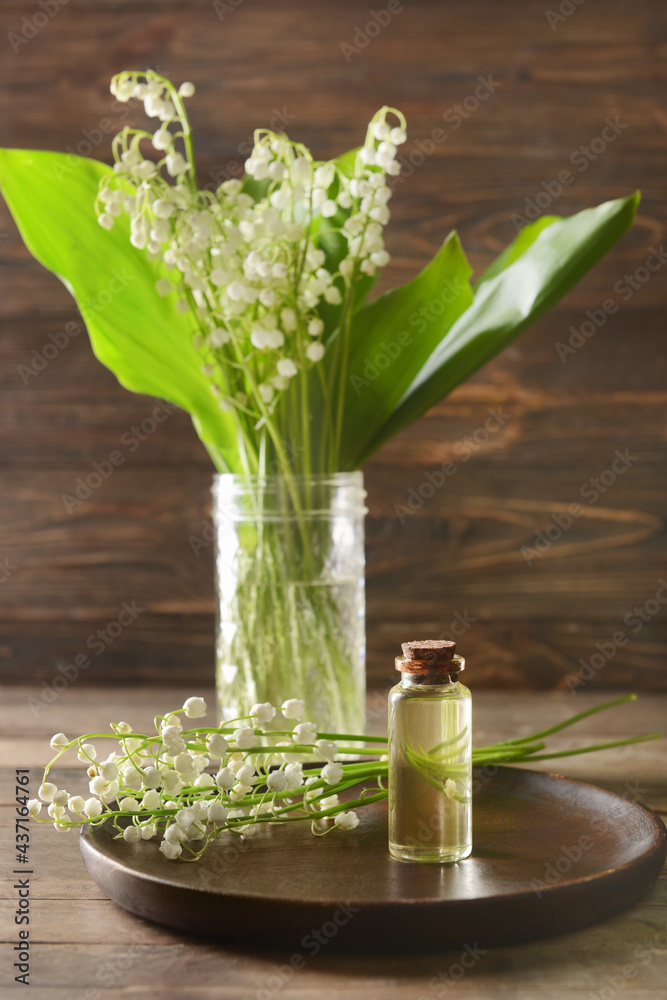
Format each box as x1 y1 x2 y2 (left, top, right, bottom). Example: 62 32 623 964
486 694 638 747
517 732 662 762
316 732 388 743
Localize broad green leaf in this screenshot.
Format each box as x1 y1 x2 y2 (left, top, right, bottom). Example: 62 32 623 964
333 147 361 177
241 174 270 202
473 215 560 289
357 193 639 464
335 231 474 469
0 148 239 471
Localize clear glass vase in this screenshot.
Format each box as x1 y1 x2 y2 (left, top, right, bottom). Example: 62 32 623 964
213 472 367 732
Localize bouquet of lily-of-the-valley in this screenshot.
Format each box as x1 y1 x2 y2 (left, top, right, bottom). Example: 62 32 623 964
0 71 639 730
28 693 661 862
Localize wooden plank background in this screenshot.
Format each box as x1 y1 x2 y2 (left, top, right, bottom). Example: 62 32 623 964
1 0 666 692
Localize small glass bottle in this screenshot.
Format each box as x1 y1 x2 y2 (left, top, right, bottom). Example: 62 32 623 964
388 639 472 863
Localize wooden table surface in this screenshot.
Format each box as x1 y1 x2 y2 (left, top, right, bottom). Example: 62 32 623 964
1 686 665 999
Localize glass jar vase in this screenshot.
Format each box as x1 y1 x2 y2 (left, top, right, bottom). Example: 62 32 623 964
212 472 367 732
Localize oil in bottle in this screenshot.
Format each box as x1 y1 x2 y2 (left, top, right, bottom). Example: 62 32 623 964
388 639 472 863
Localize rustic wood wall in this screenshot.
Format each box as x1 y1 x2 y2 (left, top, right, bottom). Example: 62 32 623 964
1 0 666 694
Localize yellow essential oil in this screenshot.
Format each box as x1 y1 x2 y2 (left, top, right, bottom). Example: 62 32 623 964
388 639 472 863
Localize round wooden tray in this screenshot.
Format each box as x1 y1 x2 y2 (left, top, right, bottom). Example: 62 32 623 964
80 766 666 951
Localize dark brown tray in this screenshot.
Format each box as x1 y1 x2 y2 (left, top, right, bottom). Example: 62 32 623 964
80 766 666 951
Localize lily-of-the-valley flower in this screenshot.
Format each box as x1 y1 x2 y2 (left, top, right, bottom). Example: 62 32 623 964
292 721 317 744
266 769 288 791
232 727 256 750
183 696 208 718
206 733 229 758
321 762 345 785
38 781 58 802
315 739 338 762
159 840 183 860
281 698 305 719
250 702 276 724
334 810 360 831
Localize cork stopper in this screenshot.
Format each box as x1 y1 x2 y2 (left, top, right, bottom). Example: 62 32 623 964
396 639 463 675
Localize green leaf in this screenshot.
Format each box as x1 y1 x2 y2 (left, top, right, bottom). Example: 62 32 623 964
335 230 474 469
333 146 361 178
358 192 639 463
0 148 239 471
473 215 560 289
241 174 270 203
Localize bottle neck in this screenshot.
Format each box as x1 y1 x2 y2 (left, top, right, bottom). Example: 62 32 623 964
396 652 465 688
400 670 460 688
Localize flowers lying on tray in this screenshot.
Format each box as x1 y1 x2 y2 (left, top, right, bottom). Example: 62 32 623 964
28 694 660 861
